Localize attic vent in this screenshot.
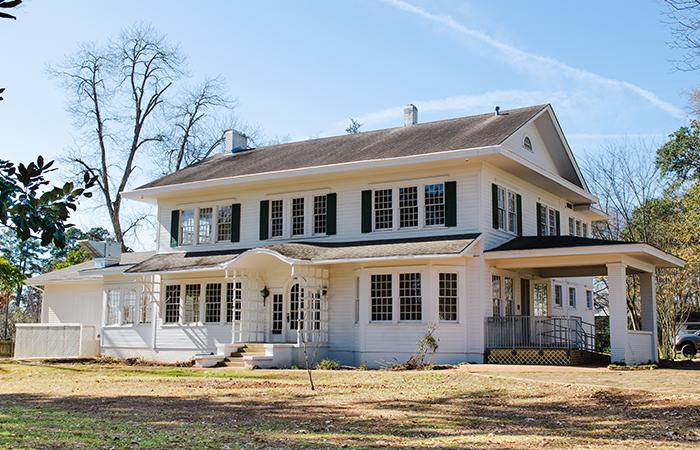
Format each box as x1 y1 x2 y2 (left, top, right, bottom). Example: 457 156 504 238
523 136 533 152
566 202 574 210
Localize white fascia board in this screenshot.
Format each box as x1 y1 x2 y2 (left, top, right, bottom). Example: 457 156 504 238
121 145 502 202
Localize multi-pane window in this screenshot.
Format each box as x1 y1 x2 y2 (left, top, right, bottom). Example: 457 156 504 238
313 195 327 235
270 199 284 238
121 289 137 324
569 287 576 308
586 290 593 309
438 272 458 322
554 284 563 307
205 283 222 323
310 290 322 331
106 289 121 326
217 205 232 242
183 284 200 323
569 217 576 236
164 285 181 324
548 209 557 236
291 197 305 236
399 186 419 228
533 283 548 316
492 275 502 317
370 274 393 321
582 223 588 238
576 220 582 237
140 291 151 323
180 209 195 245
197 207 213 244
504 277 514 316
399 273 422 321
289 283 304 330
424 183 445 226
226 281 242 323
374 189 393 230
271 294 283 334
496 185 518 233
539 204 558 236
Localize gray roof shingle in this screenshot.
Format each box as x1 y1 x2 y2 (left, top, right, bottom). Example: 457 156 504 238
27 251 155 284
135 105 546 190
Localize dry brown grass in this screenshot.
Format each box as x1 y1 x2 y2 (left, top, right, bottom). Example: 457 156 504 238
0 360 698 448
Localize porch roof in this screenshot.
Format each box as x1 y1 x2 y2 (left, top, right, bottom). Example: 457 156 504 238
484 236 683 276
126 233 481 274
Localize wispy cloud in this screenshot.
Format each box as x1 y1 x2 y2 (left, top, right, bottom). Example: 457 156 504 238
384 0 685 120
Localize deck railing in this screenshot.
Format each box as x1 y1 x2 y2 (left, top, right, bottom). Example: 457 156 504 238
485 315 595 352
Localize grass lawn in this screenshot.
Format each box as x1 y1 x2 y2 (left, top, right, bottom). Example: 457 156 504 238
0 360 698 449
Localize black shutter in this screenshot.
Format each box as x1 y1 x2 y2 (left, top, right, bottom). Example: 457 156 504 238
516 194 523 236
230 203 241 243
326 193 337 235
259 200 269 240
361 190 372 233
555 210 561 236
491 184 499 229
445 181 457 227
169 210 180 248
536 202 543 236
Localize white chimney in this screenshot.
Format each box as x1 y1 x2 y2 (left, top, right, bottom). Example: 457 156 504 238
78 240 122 268
224 129 249 153
403 104 418 126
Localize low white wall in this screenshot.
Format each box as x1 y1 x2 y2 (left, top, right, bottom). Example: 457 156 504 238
14 324 100 359
626 331 655 365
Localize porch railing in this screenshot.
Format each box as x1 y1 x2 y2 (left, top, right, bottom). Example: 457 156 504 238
485 315 595 352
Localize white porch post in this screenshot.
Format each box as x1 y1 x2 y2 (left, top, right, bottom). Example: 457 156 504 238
606 262 628 364
639 271 659 363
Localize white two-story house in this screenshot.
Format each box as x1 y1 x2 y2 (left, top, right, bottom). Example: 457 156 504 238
20 104 683 367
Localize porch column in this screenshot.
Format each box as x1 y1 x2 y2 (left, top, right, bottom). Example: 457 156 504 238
639 271 659 362
606 262 628 364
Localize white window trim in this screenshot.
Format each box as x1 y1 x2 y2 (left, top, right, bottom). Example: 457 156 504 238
538 203 559 236
370 179 448 232
494 184 519 236
554 283 563 307
177 201 237 248
365 267 427 324
161 279 232 326
265 190 330 240
104 285 140 327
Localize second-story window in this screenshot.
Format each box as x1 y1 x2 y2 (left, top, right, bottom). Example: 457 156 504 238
197 207 213 244
538 203 559 236
495 185 519 234
217 205 232 242
291 197 305 236
399 187 418 228
180 209 195 245
424 183 445 226
313 195 327 234
270 199 284 238
374 189 393 230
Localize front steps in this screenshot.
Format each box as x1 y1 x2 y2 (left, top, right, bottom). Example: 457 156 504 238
221 344 267 368
486 348 611 365
194 343 273 368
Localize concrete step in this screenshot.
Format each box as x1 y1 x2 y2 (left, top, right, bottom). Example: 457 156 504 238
222 358 246 368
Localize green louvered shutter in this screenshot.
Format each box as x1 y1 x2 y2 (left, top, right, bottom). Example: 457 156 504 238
361 190 372 233
326 193 337 235
536 202 543 236
259 200 269 240
491 184 499 229
445 181 457 227
231 203 241 243
170 210 179 248
516 194 523 236
555 210 561 236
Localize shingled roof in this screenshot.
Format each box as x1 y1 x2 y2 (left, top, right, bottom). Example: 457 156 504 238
135 105 547 190
125 234 480 273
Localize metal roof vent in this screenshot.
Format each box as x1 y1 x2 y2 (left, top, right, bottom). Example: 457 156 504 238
224 129 249 153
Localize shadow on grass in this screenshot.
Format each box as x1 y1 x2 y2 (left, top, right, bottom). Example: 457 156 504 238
0 384 698 448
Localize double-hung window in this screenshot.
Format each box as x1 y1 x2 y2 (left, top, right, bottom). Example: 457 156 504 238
538 204 559 236
180 209 195 245
568 287 576 308
217 205 232 242
205 283 222 323
568 218 576 236
504 277 514 316
106 289 121 326
197 208 213 244
164 285 181 324
291 197 305 236
569 217 587 237
554 284 563 307
586 290 593 309
399 273 422 321
438 272 458 322
313 195 327 235
495 185 519 233
492 275 502 317
424 183 445 226
374 189 394 230
370 274 393 321
270 199 284 238
183 284 201 324
582 223 588 238
226 281 242 322
399 187 419 228
140 291 152 323
105 287 138 326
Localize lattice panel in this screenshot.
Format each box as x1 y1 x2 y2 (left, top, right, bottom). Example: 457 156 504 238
487 348 572 365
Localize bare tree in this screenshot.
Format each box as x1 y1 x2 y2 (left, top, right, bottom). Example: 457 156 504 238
664 0 700 71
52 24 245 251
582 141 666 329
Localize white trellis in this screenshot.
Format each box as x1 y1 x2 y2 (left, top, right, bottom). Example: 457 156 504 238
293 265 330 344
229 269 266 343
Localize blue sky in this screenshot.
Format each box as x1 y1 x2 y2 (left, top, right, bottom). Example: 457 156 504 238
0 0 695 249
